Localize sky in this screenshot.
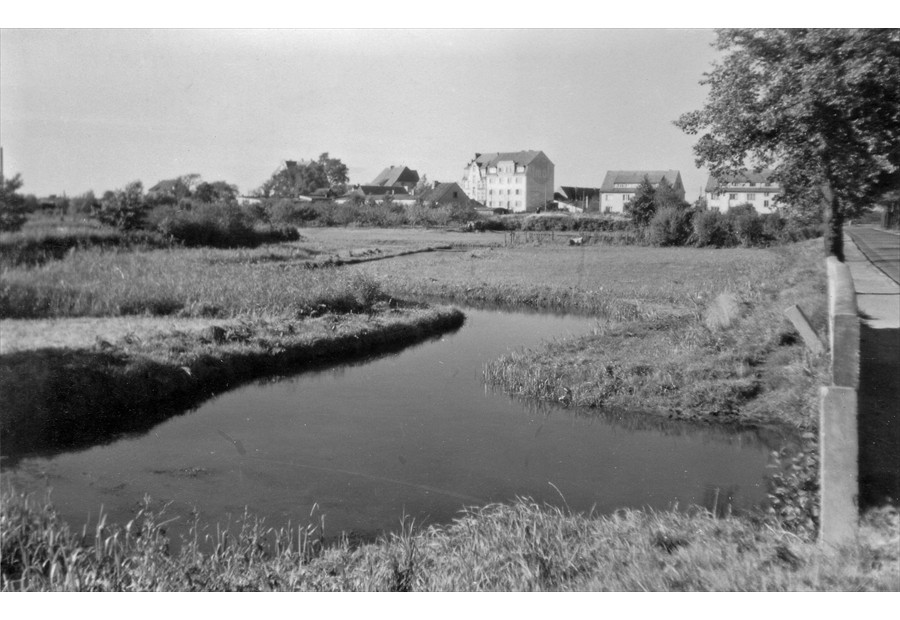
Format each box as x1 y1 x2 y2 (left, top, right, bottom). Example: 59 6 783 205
0 27 728 201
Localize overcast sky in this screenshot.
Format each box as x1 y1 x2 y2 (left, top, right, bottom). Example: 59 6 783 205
1 28 725 200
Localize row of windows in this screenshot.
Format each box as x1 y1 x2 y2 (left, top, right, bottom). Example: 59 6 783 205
487 165 526 174
489 200 523 208
726 192 772 200
489 189 521 195
488 176 523 184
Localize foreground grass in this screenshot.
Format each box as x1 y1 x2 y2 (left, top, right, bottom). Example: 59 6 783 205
2 490 896 591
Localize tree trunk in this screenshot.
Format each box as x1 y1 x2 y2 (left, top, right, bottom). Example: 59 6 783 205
822 178 844 261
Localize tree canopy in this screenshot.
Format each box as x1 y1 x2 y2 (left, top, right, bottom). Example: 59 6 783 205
675 29 900 259
256 153 349 199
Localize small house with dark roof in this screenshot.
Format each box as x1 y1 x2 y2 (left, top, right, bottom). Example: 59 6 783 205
598 170 684 214
462 150 554 212
147 178 183 200
420 181 468 205
370 166 420 191
704 170 781 214
336 184 412 205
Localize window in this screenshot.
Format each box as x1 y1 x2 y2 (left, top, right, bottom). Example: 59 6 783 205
515 189 520 195
453 191 458 199
763 200 770 208
746 193 756 200
729 193 737 200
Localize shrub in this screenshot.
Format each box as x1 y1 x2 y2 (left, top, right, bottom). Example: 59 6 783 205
648 207 694 246
151 203 255 247
0 174 29 233
267 199 319 225
92 181 148 231
732 212 765 246
693 210 733 247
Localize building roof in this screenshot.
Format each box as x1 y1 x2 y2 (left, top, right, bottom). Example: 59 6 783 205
370 166 419 187
704 170 779 192
148 179 180 194
351 185 410 197
421 181 467 203
470 150 547 168
599 170 682 193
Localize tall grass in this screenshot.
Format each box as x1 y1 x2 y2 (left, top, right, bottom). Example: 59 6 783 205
3 489 897 591
0 248 392 319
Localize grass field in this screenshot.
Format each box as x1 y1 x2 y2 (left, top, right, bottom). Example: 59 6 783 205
344 236 829 429
1 225 892 591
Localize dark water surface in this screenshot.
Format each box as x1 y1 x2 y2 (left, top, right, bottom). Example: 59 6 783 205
4 308 779 539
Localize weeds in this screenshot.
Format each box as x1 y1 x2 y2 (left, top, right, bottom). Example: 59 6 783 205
3 489 895 591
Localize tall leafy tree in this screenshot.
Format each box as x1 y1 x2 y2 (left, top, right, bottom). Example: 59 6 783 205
654 177 688 211
195 181 239 203
256 153 349 199
675 29 900 259
627 176 657 227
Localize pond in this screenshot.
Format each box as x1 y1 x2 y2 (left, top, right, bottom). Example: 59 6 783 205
3 308 780 540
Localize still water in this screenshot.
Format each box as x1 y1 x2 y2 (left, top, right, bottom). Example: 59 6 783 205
4 308 778 539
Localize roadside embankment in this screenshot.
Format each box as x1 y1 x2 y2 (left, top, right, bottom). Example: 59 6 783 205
0 304 464 460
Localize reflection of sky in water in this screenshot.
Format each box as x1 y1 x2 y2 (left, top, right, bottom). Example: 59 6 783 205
4 309 779 540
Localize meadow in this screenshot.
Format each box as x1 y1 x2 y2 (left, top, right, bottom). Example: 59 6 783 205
1 224 894 591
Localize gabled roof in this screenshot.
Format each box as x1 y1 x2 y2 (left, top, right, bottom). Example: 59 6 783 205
599 170 682 193
421 182 467 203
370 166 419 187
704 169 779 192
148 179 180 194
470 150 547 168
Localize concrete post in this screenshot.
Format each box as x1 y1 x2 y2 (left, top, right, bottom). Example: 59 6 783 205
783 305 825 355
819 386 859 545
819 256 860 546
827 257 860 388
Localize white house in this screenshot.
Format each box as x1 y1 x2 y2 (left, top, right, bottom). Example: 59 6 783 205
462 150 554 212
704 170 781 214
598 170 685 214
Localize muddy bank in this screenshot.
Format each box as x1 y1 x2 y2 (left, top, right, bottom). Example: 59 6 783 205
0 305 464 462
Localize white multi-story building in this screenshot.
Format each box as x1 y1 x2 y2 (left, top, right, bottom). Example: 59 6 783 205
462 151 554 212
704 170 781 214
598 170 685 213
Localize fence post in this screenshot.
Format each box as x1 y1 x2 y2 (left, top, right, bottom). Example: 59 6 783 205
819 256 860 546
